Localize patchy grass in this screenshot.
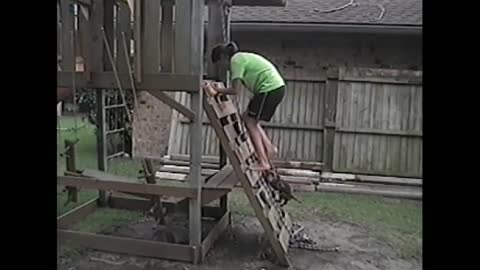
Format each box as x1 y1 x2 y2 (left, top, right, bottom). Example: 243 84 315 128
57 116 143 262
57 116 422 262
229 189 422 260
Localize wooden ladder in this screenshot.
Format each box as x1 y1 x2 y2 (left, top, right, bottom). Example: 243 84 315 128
202 82 292 267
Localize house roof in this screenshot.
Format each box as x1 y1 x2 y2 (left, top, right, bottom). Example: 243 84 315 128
230 0 422 26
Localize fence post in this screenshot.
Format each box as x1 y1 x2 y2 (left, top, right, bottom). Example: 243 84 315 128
323 67 339 172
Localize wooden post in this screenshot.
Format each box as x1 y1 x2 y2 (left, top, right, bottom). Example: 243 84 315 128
142 0 160 73
65 139 78 202
60 0 74 72
96 89 108 206
160 0 174 72
175 0 205 261
323 67 339 172
207 1 231 213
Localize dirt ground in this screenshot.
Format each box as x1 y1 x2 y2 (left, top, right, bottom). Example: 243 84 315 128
58 213 421 270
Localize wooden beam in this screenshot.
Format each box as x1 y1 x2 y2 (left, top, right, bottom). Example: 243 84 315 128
175 0 205 252
316 183 422 200
65 140 78 202
204 165 234 187
160 0 174 72
57 198 98 229
58 229 196 262
169 155 324 171
57 72 201 92
142 0 160 73
108 195 184 213
335 127 423 137
95 89 108 205
338 67 422 85
134 0 142 81
180 118 325 131
57 176 197 198
116 0 132 74
103 0 115 72
323 69 338 172
147 90 195 120
231 0 286 6
59 0 74 71
201 211 230 259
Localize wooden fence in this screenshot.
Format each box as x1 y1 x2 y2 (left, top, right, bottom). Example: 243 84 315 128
168 68 422 178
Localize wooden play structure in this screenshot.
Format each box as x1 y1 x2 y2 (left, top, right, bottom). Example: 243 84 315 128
57 0 295 266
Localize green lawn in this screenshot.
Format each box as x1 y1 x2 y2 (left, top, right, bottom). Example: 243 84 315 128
57 116 422 262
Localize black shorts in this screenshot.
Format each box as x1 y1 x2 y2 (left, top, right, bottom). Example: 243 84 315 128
246 86 285 122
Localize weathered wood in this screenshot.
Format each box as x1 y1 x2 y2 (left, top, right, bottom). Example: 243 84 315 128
142 0 160 73
203 92 291 267
57 198 98 229
204 165 234 187
169 155 324 171
231 0 286 6
323 70 338 171
57 176 197 198
95 89 108 205
134 0 142 81
180 118 325 131
57 72 201 92
201 211 230 259
103 0 115 72
315 183 422 200
159 166 217 177
65 140 78 202
216 171 239 189
336 127 423 137
339 67 422 85
58 229 196 262
355 174 422 187
160 0 174 72
60 0 74 71
116 0 131 73
173 0 206 251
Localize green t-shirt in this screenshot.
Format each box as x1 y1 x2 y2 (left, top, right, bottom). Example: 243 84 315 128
230 52 285 94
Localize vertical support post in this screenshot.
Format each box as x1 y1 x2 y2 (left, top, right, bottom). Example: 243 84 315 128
57 2 62 66
96 89 108 206
65 139 78 202
116 0 131 73
142 0 160 73
134 0 143 82
103 0 115 72
323 67 339 172
78 3 91 80
175 0 205 263
60 0 74 72
160 0 174 72
207 0 230 213
90 0 104 73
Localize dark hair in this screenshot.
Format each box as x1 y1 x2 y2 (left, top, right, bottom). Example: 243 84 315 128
211 41 239 63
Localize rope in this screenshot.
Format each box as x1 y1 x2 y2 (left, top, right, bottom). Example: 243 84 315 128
120 31 151 175
100 27 133 124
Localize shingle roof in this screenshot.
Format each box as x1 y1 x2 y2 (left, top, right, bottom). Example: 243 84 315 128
231 0 422 26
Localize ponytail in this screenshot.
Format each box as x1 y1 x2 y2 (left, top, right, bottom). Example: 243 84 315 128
211 41 239 63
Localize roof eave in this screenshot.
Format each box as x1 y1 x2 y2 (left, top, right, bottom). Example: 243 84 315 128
231 22 422 35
